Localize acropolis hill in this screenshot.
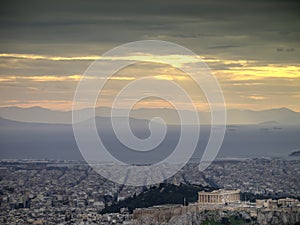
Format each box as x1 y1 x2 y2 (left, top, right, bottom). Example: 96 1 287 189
130 190 300 225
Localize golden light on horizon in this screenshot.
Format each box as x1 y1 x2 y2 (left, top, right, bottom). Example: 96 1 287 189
223 65 300 80
1 53 299 112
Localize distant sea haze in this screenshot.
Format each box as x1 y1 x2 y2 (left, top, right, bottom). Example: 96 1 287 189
0 116 300 162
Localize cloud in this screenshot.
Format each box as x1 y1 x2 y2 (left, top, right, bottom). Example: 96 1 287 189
215 64 300 80
153 75 188 81
0 75 81 82
247 95 267 100
277 47 296 52
0 0 300 111
208 45 240 49
0 53 100 61
0 74 139 83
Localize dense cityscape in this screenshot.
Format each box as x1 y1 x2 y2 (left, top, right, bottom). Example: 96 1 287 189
0 158 299 224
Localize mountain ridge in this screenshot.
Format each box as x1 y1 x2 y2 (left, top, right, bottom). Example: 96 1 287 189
0 106 299 125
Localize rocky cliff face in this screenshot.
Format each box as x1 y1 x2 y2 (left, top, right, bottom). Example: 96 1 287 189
256 209 300 225
129 205 300 225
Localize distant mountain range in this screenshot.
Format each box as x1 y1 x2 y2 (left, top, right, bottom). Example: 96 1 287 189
0 106 299 125
1 112 300 161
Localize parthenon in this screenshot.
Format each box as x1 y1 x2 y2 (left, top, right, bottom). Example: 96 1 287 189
198 189 240 204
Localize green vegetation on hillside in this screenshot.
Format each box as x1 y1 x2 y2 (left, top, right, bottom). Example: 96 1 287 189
101 183 215 214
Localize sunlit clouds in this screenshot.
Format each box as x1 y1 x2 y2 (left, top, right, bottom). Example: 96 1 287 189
0 74 82 82
0 0 299 111
0 54 300 111
0 53 101 61
224 65 300 79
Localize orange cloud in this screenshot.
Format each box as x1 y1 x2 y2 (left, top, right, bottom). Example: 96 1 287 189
153 74 188 81
0 75 138 82
247 95 267 100
223 65 300 79
0 53 100 61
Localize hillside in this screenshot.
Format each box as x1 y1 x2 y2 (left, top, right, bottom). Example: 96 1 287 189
101 183 215 214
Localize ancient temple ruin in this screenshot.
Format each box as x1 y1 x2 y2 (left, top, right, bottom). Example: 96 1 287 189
198 189 241 204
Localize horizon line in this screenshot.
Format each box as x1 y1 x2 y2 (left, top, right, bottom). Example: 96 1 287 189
0 105 298 113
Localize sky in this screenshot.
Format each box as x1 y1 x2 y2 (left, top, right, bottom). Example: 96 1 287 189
0 0 299 111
